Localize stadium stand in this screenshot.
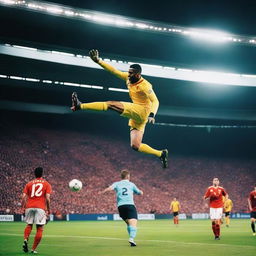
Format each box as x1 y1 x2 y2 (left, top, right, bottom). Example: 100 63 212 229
0 122 255 215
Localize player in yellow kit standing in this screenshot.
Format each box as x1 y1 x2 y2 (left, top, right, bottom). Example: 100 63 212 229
170 198 180 226
71 49 168 168
224 195 233 227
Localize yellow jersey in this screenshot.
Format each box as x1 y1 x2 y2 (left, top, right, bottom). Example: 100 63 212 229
170 201 180 212
98 60 159 115
224 199 233 212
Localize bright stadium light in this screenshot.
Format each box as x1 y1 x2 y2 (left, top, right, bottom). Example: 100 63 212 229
135 23 149 29
42 80 52 83
182 29 232 43
25 77 40 82
1 43 256 87
1 0 256 46
108 87 129 92
64 10 74 16
10 75 24 80
0 73 106 90
92 15 115 24
0 0 15 5
13 45 37 51
46 6 62 14
115 19 134 27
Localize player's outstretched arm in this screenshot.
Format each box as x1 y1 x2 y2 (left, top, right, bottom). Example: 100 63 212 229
89 49 128 81
248 198 252 212
100 186 114 194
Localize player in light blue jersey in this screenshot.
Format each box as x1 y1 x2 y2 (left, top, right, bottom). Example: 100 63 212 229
101 169 143 246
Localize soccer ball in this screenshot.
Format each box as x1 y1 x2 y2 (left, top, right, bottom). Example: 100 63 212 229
69 179 82 192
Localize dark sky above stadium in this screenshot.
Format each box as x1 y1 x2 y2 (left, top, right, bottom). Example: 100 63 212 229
50 0 256 35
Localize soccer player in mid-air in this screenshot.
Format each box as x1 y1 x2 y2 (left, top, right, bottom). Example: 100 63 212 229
248 184 256 236
170 197 180 226
21 167 52 254
204 177 227 240
100 169 143 246
71 49 168 168
224 194 233 227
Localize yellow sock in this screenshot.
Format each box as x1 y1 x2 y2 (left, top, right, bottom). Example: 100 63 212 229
138 143 162 157
226 217 230 225
80 102 108 111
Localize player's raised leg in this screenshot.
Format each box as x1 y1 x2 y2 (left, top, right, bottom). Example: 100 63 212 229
130 129 168 168
71 92 168 167
71 92 109 112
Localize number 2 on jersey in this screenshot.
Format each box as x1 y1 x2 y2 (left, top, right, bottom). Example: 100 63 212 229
122 187 128 196
31 183 43 197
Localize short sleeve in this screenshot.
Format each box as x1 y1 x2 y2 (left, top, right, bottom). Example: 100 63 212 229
46 183 52 194
23 184 28 194
222 188 227 196
133 184 141 195
204 188 210 198
110 182 117 190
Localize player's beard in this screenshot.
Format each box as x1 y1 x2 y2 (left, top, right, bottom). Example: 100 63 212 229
129 76 140 84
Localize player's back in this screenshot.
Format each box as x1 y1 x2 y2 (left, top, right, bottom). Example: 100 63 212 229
24 178 51 210
112 180 141 207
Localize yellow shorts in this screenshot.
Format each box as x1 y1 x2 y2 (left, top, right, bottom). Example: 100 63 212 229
120 102 150 132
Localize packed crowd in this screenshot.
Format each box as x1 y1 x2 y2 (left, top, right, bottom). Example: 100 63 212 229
0 124 255 215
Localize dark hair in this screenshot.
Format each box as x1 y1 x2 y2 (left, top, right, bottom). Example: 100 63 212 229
129 64 142 74
34 167 43 178
121 169 130 179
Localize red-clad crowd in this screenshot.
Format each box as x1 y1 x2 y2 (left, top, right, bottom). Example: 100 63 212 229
0 125 255 215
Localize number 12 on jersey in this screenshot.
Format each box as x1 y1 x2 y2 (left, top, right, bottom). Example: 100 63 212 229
31 183 43 197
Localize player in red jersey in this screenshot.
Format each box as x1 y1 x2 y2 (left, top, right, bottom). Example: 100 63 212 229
21 167 52 254
204 177 227 240
248 184 256 236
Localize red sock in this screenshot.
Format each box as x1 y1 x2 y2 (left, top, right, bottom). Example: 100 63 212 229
24 224 32 240
212 222 216 236
32 226 44 251
177 219 179 224
215 224 220 237
173 219 176 224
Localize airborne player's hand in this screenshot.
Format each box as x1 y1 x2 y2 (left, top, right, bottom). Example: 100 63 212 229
89 49 100 63
148 112 155 124
148 117 155 124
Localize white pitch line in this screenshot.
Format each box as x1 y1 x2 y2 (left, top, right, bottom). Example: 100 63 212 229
0 233 255 248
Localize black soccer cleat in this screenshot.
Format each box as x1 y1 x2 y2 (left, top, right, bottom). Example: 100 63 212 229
129 238 137 247
71 92 81 112
23 240 29 253
160 149 168 168
215 236 220 240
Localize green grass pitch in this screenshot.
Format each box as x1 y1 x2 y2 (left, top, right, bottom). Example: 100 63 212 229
0 219 255 256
